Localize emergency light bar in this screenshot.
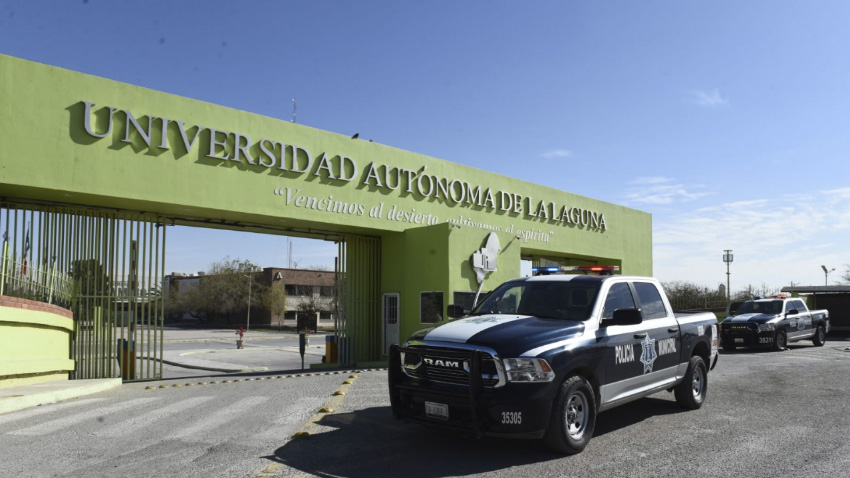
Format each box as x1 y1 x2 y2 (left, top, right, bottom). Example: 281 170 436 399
531 265 620 276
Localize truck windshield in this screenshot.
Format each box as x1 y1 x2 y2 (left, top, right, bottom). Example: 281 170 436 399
735 300 782 315
470 280 601 321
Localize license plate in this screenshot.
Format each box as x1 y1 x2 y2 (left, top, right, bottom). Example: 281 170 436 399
734 338 743 343
425 401 449 420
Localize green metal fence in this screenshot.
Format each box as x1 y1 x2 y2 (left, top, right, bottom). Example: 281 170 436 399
1 203 166 381
0 256 73 308
336 235 381 365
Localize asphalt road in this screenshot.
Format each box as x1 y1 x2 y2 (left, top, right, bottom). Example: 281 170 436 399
273 336 850 478
159 330 328 379
1 335 849 477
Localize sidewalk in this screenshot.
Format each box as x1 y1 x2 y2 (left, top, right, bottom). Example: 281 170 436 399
0 327 331 415
0 378 123 415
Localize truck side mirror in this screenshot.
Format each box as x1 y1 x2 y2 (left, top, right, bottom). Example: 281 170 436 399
446 304 465 319
604 308 643 326
787 309 799 316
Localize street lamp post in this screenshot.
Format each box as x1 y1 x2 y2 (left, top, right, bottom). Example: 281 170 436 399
723 250 733 303
821 265 834 286
245 267 256 332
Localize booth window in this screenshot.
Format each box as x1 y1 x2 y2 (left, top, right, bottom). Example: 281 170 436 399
453 291 487 314
420 291 444 324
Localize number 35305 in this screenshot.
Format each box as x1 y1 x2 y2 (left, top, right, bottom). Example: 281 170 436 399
501 411 522 425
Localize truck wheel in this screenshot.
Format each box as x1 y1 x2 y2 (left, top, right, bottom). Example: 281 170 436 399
674 355 707 410
543 375 596 455
812 325 826 347
774 329 787 351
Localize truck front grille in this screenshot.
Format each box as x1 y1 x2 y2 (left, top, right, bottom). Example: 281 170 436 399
401 346 501 387
725 323 756 333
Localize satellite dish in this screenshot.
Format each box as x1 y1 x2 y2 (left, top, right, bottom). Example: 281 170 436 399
471 233 501 307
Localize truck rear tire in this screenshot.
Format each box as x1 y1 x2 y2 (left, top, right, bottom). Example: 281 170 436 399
674 355 707 410
812 325 826 346
543 375 596 455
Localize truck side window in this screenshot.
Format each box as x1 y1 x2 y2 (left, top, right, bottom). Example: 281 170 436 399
633 282 669 320
602 283 636 320
792 299 806 311
785 301 794 313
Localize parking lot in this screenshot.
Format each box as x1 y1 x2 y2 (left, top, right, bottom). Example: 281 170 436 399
3 333 849 477
271 335 850 478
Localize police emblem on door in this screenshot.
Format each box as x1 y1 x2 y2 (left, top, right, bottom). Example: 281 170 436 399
640 335 657 374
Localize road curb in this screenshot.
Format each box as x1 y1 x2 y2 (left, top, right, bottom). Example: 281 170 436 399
0 378 122 415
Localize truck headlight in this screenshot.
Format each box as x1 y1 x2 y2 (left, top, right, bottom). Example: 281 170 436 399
503 358 555 383
758 323 775 332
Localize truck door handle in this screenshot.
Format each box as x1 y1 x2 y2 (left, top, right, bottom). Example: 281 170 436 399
634 332 647 339
668 328 678 333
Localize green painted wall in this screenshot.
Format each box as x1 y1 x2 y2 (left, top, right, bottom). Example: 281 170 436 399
0 303 75 388
382 225 449 343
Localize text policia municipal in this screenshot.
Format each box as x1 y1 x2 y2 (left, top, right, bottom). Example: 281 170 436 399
81 101 606 231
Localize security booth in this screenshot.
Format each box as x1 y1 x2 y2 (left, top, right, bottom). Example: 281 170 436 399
782 285 850 331
0 53 653 376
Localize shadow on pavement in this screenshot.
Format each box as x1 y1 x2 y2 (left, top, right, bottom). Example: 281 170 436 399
266 406 555 477
265 396 688 477
593 396 685 438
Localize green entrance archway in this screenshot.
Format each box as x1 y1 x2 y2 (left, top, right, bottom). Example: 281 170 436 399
1 54 652 373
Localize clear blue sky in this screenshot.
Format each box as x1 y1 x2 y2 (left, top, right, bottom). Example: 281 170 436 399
2 1 848 290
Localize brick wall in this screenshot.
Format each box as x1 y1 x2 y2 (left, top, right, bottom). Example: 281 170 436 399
0 295 74 320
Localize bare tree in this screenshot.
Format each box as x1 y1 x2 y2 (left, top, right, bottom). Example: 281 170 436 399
166 283 204 321
295 294 334 331
261 285 288 329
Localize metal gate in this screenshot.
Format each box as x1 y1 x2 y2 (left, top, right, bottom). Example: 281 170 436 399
1 203 166 381
335 235 381 365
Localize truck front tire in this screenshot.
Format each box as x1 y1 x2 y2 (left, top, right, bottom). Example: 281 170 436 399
674 355 707 410
774 329 787 351
544 375 596 455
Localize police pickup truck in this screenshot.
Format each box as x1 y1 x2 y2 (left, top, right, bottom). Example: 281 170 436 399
388 267 720 454
720 295 830 351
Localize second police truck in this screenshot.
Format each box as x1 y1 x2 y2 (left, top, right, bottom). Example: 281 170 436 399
720 295 830 351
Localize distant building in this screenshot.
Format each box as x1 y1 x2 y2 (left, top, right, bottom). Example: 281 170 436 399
259 267 335 329
164 268 335 329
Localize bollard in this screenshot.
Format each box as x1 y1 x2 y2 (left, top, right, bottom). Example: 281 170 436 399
299 332 308 369
325 334 338 364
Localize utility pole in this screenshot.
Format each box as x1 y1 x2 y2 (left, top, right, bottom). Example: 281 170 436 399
723 250 733 303
245 266 256 332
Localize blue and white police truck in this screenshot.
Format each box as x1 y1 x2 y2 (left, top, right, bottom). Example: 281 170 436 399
720 295 830 351
388 266 719 454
